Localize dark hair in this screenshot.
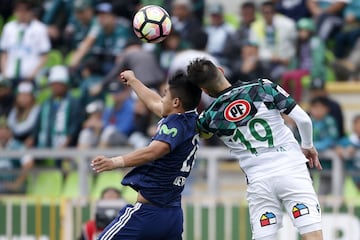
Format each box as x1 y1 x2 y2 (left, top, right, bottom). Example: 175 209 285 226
83 57 101 75
168 71 202 111
15 0 35 10
262 1 275 9
310 96 330 108
241 1 255 10
186 58 219 87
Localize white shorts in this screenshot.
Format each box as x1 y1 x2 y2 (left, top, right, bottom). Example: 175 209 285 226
247 164 322 239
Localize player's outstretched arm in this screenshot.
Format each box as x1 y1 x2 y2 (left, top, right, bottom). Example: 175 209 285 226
120 70 163 117
287 105 323 170
91 140 170 172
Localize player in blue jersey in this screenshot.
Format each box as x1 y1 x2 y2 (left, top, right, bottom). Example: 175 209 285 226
187 58 323 240
91 70 202 240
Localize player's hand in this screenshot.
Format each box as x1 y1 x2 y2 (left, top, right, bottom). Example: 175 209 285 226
302 147 322 171
91 155 116 173
120 70 136 86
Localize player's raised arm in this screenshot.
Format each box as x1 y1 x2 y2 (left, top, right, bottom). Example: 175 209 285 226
120 70 163 117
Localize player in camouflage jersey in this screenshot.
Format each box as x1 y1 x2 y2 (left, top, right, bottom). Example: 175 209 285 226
187 58 323 240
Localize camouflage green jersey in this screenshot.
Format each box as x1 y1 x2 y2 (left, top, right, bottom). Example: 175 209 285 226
197 79 308 181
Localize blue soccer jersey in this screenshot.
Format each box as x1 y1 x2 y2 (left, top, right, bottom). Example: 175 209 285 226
121 110 199 207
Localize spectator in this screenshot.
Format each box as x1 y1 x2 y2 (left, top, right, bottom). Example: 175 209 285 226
335 115 360 188
0 117 34 194
332 38 360 81
99 81 135 147
79 57 106 107
0 0 50 88
63 0 97 53
274 0 311 21
309 96 339 195
231 41 268 84
309 80 345 139
204 3 235 66
281 18 326 102
127 98 155 149
101 39 165 90
155 30 189 75
249 1 297 82
79 187 126 240
111 0 142 22
333 0 360 59
31 66 84 150
0 76 13 118
307 0 349 42
170 0 204 48
41 0 72 48
77 100 104 149
168 30 217 77
224 1 257 81
69 2 131 75
79 81 135 148
7 82 40 147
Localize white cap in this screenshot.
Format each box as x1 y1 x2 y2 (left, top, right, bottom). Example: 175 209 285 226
48 65 70 84
17 82 34 94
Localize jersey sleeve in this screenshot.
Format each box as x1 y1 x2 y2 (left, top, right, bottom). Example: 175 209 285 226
152 115 185 151
196 111 213 139
261 80 297 114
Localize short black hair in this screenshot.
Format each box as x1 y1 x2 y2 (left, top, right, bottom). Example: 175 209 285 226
186 58 219 87
15 0 36 10
83 57 101 75
262 1 275 9
241 1 255 10
168 71 202 111
310 96 330 108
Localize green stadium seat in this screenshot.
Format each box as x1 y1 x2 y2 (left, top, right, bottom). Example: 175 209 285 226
62 171 93 199
29 170 64 198
45 50 64 68
91 171 124 199
0 15 4 33
122 186 138 204
344 176 360 205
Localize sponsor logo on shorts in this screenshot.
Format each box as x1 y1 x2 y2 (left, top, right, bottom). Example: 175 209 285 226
260 212 277 227
292 203 309 219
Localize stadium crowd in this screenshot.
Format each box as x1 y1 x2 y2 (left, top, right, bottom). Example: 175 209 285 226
0 0 359 196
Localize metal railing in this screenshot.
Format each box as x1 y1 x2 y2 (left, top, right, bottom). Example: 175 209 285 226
1 147 358 197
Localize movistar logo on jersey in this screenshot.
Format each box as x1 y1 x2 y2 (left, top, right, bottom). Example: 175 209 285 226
159 124 178 137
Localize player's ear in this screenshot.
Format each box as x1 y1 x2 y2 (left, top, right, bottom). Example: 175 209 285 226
217 66 225 75
173 97 181 108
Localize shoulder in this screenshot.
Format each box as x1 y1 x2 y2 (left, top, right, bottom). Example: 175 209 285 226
274 14 295 29
30 20 48 31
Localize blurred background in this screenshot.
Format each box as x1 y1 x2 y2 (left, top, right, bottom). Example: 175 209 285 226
1 0 360 239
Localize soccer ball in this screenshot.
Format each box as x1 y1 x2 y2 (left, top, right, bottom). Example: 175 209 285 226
133 5 172 43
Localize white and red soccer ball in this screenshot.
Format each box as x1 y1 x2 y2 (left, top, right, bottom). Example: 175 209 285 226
133 5 172 43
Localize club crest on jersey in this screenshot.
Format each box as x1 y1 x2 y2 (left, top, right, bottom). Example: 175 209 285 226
224 100 251 122
292 203 309 218
260 212 277 227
